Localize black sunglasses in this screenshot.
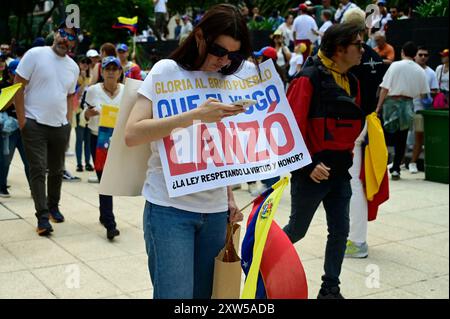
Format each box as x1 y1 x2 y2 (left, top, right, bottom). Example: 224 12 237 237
350 42 364 50
58 29 77 42
418 53 429 57
207 43 244 63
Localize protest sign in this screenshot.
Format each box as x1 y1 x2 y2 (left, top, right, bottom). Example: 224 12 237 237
152 60 312 198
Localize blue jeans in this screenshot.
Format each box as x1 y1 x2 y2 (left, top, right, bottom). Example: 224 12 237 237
75 125 91 166
143 202 228 299
0 129 30 190
283 172 352 289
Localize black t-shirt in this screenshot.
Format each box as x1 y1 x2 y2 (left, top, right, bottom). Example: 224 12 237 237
350 44 387 115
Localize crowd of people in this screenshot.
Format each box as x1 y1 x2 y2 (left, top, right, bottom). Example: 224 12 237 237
0 1 448 300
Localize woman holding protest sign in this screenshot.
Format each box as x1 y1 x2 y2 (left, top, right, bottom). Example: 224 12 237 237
125 4 251 299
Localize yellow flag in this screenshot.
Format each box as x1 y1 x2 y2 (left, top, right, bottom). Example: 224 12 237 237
117 16 138 26
365 112 388 201
99 105 119 128
241 177 289 299
0 83 22 111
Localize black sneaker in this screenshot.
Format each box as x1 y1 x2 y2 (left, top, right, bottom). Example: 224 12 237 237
106 228 120 240
49 207 65 223
85 163 94 172
317 287 345 299
0 188 11 198
76 165 84 172
63 170 81 182
36 217 54 236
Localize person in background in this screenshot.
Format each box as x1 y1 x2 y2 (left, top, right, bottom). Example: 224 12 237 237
271 30 291 84
435 49 449 105
268 10 285 31
116 43 142 81
14 21 80 236
334 0 359 24
288 43 306 80
312 9 333 47
409 46 439 174
174 17 182 40
373 32 395 65
252 6 264 22
90 43 117 85
314 0 337 27
74 55 93 173
277 14 295 51
376 41 430 181
180 15 194 40
293 3 318 63
82 56 125 240
154 0 169 41
0 59 31 198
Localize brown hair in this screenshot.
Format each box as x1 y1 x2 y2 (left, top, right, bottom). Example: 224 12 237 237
100 42 116 57
169 4 252 75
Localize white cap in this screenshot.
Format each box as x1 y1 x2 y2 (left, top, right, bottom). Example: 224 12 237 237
86 49 100 58
305 0 313 5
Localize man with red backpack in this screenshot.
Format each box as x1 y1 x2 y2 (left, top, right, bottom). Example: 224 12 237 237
282 23 365 299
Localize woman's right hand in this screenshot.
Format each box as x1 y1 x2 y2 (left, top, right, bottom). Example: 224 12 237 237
85 107 100 120
195 98 245 123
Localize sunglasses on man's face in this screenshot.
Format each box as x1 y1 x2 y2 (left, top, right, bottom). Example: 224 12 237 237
418 53 429 57
58 29 77 42
207 43 244 63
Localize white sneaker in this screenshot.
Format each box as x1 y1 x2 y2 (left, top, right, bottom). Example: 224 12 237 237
88 176 99 183
409 162 418 174
65 151 75 157
391 170 400 180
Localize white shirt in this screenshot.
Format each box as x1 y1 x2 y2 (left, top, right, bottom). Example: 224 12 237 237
413 66 439 111
137 59 228 214
83 83 125 135
318 20 333 45
154 0 167 13
16 46 79 127
380 59 430 98
277 23 294 47
288 53 304 77
180 21 193 38
276 47 290 67
435 64 449 92
293 14 318 42
335 2 358 23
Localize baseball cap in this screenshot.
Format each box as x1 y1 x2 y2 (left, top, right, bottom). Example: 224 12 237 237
117 43 129 52
299 3 308 11
102 56 122 69
86 49 100 58
58 19 80 34
253 46 278 61
440 49 449 57
32 37 46 48
8 59 20 75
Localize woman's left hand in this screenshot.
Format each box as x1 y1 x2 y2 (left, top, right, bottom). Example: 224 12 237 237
228 199 243 223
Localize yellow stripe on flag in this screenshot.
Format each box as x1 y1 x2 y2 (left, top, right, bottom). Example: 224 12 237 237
241 177 289 299
117 16 138 26
0 83 22 111
99 105 119 128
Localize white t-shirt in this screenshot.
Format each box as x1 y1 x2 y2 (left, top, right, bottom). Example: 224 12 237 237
318 20 333 45
335 2 358 23
154 0 167 13
277 23 294 47
83 83 125 135
276 47 290 67
435 64 449 92
16 46 79 127
413 66 439 111
380 59 430 98
293 14 318 42
288 53 304 77
137 59 228 214
180 21 193 38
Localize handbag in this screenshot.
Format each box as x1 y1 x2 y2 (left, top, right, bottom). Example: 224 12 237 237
433 66 449 109
211 223 242 299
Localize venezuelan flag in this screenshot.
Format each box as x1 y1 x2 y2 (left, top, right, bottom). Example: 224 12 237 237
241 177 308 299
112 16 138 34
